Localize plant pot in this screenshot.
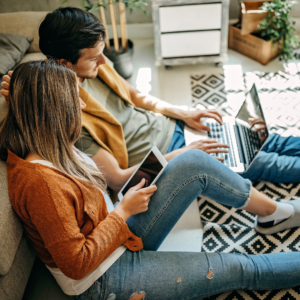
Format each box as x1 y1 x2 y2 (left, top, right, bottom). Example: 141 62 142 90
104 39 134 79
240 1 271 36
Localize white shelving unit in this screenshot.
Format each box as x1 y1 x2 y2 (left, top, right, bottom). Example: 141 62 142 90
152 0 230 67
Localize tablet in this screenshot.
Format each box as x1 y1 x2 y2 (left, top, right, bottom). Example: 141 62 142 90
118 146 168 201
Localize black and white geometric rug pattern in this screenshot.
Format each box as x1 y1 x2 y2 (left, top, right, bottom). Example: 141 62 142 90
191 70 300 300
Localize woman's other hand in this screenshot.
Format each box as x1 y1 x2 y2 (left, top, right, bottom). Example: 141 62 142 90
0 71 13 104
114 178 157 221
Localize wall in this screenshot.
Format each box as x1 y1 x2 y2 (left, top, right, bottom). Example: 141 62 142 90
0 0 299 24
0 0 152 24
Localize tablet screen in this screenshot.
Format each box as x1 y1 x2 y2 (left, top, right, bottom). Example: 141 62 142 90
122 150 163 195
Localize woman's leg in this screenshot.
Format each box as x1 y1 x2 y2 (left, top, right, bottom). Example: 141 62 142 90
126 150 281 251
99 250 300 300
241 133 300 183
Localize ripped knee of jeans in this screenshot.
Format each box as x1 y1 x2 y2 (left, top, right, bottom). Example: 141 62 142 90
206 268 213 279
129 291 146 300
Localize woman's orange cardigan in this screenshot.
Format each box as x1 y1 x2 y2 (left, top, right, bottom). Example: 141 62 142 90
7 151 143 280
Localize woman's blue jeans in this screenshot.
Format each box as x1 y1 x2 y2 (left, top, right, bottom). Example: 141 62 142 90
75 150 300 300
241 133 300 183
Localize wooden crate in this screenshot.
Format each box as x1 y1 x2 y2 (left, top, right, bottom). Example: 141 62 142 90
228 24 278 65
240 0 271 35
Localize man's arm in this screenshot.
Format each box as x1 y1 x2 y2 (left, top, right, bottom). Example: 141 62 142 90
2 71 222 133
92 148 139 192
91 147 186 191
122 78 223 132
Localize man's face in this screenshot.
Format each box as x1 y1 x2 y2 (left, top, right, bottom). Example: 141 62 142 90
73 41 106 79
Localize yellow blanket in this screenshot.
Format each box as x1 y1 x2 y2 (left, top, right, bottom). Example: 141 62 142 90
79 62 134 169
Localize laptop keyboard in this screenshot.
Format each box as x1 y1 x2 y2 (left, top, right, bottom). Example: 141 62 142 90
207 121 237 168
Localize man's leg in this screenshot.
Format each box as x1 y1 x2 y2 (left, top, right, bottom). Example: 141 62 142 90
264 133 300 156
241 133 300 183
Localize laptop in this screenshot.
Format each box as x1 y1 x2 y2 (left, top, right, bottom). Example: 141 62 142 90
186 83 269 173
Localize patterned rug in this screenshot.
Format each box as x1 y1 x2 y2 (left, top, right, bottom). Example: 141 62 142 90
190 69 300 300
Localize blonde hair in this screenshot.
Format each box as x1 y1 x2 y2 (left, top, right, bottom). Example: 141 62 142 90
0 60 107 191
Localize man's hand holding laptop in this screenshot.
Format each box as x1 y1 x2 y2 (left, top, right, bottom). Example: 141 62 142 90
182 109 230 161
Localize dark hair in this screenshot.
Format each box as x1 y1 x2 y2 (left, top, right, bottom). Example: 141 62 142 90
39 7 106 64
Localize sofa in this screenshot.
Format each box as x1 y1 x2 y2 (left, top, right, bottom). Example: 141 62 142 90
0 11 203 300
0 11 74 300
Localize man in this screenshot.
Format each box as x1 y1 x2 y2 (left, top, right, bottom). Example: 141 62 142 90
1 7 229 192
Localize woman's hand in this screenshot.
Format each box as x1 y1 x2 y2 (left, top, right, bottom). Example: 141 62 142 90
114 178 157 221
0 71 13 104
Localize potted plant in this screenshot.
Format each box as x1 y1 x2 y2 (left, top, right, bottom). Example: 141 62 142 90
229 0 298 64
60 0 148 78
257 0 299 62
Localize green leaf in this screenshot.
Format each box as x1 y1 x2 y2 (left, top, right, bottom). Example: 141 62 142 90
257 0 298 62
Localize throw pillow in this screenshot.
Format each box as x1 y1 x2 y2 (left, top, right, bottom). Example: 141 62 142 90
0 33 33 76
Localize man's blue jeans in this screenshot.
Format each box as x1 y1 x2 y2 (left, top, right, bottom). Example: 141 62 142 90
75 150 300 300
241 133 300 183
166 120 186 153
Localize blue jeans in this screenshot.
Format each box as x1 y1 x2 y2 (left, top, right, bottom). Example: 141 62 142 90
74 150 300 300
241 133 300 183
166 120 186 153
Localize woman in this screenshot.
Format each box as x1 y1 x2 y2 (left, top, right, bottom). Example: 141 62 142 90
1 60 300 300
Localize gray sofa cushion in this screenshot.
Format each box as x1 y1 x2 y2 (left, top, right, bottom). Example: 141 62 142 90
0 33 33 76
0 234 35 300
0 88 36 299
0 159 24 276
0 92 24 276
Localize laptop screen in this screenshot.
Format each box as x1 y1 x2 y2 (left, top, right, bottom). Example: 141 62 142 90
235 84 269 164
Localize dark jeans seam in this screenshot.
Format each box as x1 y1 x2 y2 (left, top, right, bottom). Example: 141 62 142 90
99 273 106 300
141 174 249 240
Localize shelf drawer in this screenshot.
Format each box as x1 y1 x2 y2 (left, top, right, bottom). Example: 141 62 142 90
159 3 222 33
160 31 221 58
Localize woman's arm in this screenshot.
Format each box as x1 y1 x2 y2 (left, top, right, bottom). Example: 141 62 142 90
24 168 155 280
